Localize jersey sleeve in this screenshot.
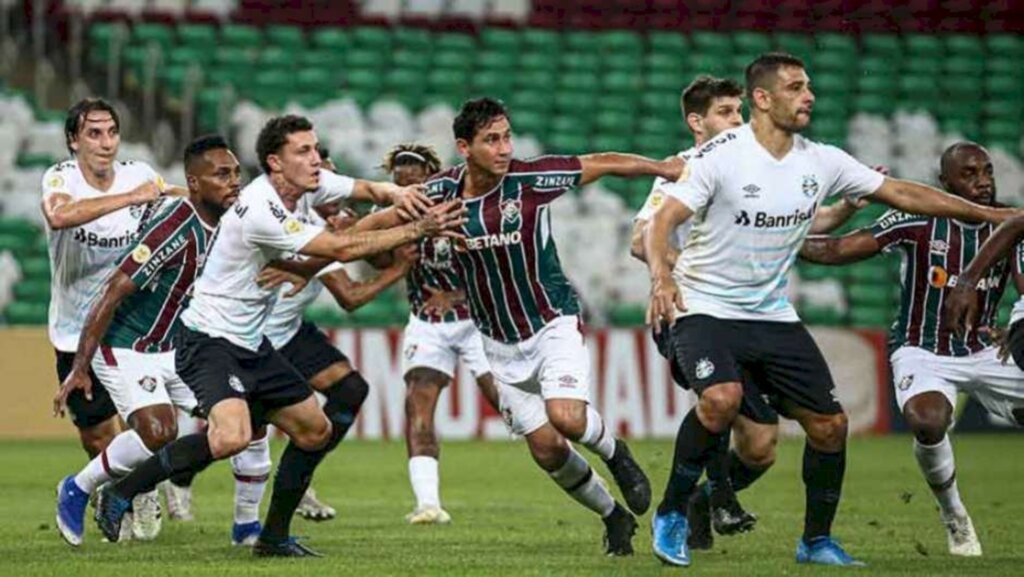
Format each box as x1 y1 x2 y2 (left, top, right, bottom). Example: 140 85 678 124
662 154 716 214
243 197 324 254
823 146 885 201
520 155 583 201
41 164 73 201
634 177 668 222
869 209 925 252
308 170 355 206
116 200 194 289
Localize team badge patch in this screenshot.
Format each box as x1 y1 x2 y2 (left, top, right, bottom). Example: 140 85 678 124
131 244 152 264
929 240 949 255
228 373 245 394
801 174 820 197
433 237 452 260
695 358 715 380
897 374 915 391
47 175 65 190
500 199 521 223
138 376 158 393
649 192 664 209
284 218 304 234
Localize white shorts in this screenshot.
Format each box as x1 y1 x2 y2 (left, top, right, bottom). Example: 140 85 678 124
488 315 592 436
91 347 197 420
401 315 491 380
890 346 1024 423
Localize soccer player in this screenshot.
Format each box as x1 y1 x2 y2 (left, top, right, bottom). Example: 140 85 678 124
42 97 169 537
93 115 463 558
376 143 501 525
630 75 866 550
53 135 273 546
423 97 682 556
645 53 1018 568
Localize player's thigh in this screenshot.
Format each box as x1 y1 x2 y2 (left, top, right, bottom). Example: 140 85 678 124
280 321 351 392
535 315 591 404
174 326 247 420
92 347 175 422
402 317 460 380
890 346 959 416
206 397 253 457
731 414 779 467
750 321 843 416
405 367 447 417
55 349 118 430
670 315 744 393
267 394 330 447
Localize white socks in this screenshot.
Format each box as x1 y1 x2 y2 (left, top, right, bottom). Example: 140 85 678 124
579 406 616 461
549 446 615 517
230 433 271 524
914 435 966 517
409 456 441 509
74 430 153 494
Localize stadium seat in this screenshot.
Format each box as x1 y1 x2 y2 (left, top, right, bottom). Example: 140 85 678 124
774 32 813 58
480 28 520 51
131 22 175 51
265 25 306 49
311 28 351 51
220 24 262 47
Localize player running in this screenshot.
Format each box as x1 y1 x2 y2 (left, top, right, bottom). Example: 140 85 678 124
424 97 682 556
374 143 501 525
630 75 865 550
92 115 463 558
645 53 1018 568
42 97 176 537
53 135 274 546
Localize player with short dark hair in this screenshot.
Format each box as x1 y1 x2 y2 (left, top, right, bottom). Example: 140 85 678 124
423 96 685 556
803 142 1024 557
645 52 1018 567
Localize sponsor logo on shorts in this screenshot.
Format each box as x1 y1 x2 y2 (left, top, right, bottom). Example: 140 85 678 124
557 375 578 389
228 373 245 394
138 375 157 393
695 358 715 380
404 344 418 360
897 374 914 391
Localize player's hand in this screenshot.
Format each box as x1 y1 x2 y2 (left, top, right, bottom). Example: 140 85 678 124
842 196 870 210
945 283 980 338
392 184 433 217
54 368 92 418
979 326 1011 364
326 208 358 232
647 273 685 332
257 266 309 297
415 200 467 239
393 244 420 270
422 286 463 316
659 156 687 182
130 181 162 205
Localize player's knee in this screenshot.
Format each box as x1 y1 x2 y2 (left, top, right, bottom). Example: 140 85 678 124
208 426 252 458
527 429 570 472
133 414 178 452
698 382 743 432
804 412 848 452
293 416 333 452
545 402 587 441
736 432 777 469
903 397 951 445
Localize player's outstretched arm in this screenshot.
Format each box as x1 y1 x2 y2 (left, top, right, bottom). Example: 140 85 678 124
809 197 868 234
321 244 418 312
351 180 432 217
946 215 1024 336
299 200 465 263
799 230 881 265
869 177 1020 224
54 271 137 417
644 195 691 331
578 153 685 186
42 181 161 230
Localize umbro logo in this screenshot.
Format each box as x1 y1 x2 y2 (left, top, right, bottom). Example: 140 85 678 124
734 211 751 226
742 184 761 198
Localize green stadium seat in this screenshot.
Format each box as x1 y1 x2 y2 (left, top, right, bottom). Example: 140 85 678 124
811 72 848 95
310 28 350 51
847 283 891 307
385 67 426 89
122 45 162 86
983 119 1020 141
511 110 549 138
477 50 517 71
4 301 48 325
774 33 813 59
515 70 556 90
562 52 601 73
649 32 688 55
604 53 638 71
986 57 1023 79
846 261 892 283
433 50 474 71
214 46 257 67
196 86 230 130
160 65 201 104
480 28 519 52
428 69 470 92
131 23 174 51
351 26 392 50
607 304 645 327
986 34 1023 57
346 49 388 70
518 52 552 71
593 134 634 154
471 70 513 93
264 25 305 50
645 72 681 93
898 75 937 99
167 46 210 67
985 74 1022 98
258 47 295 69
520 29 561 52
564 31 600 53
346 68 382 90
689 31 731 55
18 256 49 280
553 91 591 113
594 110 633 133
304 306 345 327
944 34 984 58
816 33 857 55
0 233 34 254
508 90 553 112
640 91 679 114
87 22 128 63
812 51 855 74
550 114 591 135
547 132 590 155
856 74 896 97
557 72 599 92
944 56 984 77
394 50 432 70
0 218 37 237
393 27 432 51
13 280 50 304
296 68 337 92
860 34 901 57
904 34 943 56
602 72 642 94
902 56 942 76
598 94 637 114
220 24 262 47
801 306 844 326
645 52 685 73
599 31 643 56
981 99 1022 121
435 33 476 52
686 53 728 76
940 117 980 140
300 50 345 69
176 23 216 47
848 306 890 328
733 31 772 55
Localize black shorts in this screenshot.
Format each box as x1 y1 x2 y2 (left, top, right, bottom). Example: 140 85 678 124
653 324 780 425
670 314 841 416
175 325 313 427
55 350 118 429
278 321 348 381
1008 319 1024 372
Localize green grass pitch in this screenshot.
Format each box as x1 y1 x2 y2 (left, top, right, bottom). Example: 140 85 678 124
1 435 1020 576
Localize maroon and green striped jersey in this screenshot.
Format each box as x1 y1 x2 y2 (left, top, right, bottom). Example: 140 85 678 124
871 210 1009 356
104 198 214 352
424 156 584 343
406 237 471 323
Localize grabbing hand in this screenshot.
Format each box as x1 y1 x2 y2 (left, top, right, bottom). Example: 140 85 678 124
945 283 980 338
257 266 309 297
54 369 92 418
646 274 686 332
393 184 433 218
415 200 467 240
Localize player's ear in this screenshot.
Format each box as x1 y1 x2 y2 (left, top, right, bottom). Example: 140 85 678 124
185 173 199 193
266 153 283 173
686 113 703 138
455 138 471 159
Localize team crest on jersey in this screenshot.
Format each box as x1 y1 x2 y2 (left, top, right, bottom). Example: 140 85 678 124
801 175 820 198
137 376 157 393
929 240 949 255
284 218 304 234
228 374 245 394
695 358 715 380
433 238 452 260
897 374 915 391
131 243 152 264
500 199 522 223
47 175 65 190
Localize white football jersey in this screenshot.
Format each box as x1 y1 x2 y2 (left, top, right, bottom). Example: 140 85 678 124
263 194 345 349
42 159 161 351
181 170 354 351
634 149 694 250
661 124 884 322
